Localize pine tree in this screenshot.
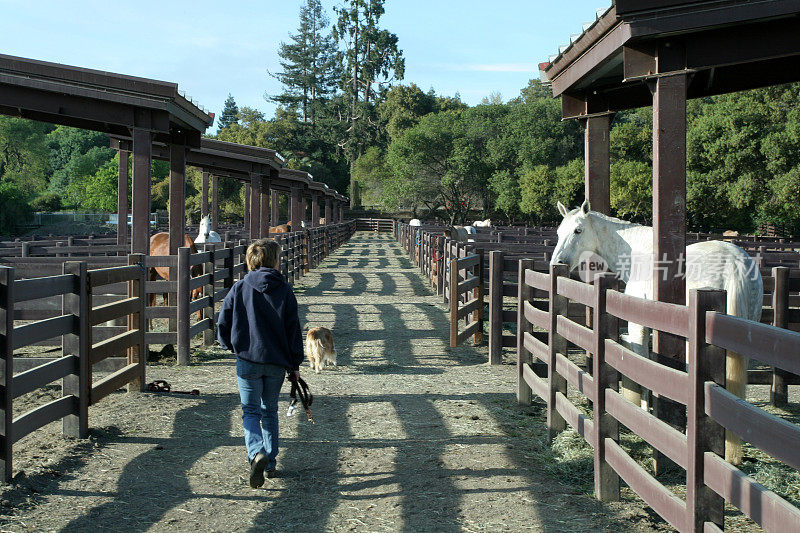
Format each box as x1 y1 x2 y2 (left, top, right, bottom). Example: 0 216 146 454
218 94 239 131
270 0 340 125
333 0 404 206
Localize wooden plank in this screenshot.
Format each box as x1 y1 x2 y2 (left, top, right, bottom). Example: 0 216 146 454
522 363 549 400
703 452 800 532
12 395 76 444
13 275 75 303
457 254 480 270
90 330 139 365
146 331 177 345
89 265 141 287
554 391 595 443
456 321 480 345
525 268 550 292
189 318 213 337
606 289 689 338
145 280 177 293
13 356 125 373
604 438 688 532
604 338 689 405
90 363 140 405
523 331 549 363
554 351 595 402
146 306 177 319
89 297 140 326
12 315 74 349
189 273 213 291
213 268 230 282
189 251 212 267
189 296 213 314
557 277 594 307
524 300 549 330
457 275 480 294
456 298 481 320
705 383 800 470
556 314 593 352
502 283 518 297
705 312 800 376
143 256 177 268
12 355 77 399
606 388 688 469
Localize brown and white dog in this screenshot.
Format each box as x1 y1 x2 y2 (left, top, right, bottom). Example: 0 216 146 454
306 327 337 373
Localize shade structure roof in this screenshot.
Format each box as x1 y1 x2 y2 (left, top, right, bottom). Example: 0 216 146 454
0 54 214 145
540 1 800 118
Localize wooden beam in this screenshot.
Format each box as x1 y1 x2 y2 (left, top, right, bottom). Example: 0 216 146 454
243 184 250 232
201 171 209 219
311 193 321 227
117 149 129 248
249 174 261 239
290 187 303 228
131 128 152 255
169 143 186 255
260 176 270 236
211 174 219 230
325 198 332 224
583 115 613 215
271 189 280 225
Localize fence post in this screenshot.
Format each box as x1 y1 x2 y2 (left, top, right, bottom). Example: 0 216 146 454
62 261 89 439
686 288 726 532
592 272 620 502
474 250 484 346
224 243 235 291
547 263 568 443
203 246 216 347
20 242 29 258
489 251 504 364
177 247 191 365
128 254 146 391
449 258 459 347
0 266 14 482
771 266 789 406
517 259 534 405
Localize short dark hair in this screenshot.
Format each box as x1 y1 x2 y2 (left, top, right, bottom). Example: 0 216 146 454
246 239 281 271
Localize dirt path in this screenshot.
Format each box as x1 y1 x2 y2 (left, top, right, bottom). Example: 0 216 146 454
0 232 664 532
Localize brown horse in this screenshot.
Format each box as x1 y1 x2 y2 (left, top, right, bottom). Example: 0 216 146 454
148 233 203 317
269 224 291 234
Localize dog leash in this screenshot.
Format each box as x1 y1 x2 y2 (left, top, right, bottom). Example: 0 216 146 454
287 373 314 423
146 380 200 396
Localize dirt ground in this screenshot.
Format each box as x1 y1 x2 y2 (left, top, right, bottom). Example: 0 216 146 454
1 232 678 532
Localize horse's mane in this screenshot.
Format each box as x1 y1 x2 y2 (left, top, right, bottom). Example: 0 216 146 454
572 209 643 229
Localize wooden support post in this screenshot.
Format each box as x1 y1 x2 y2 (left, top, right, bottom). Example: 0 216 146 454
211 174 219 231
117 149 130 248
169 144 186 256
583 114 612 215
201 171 210 220
516 259 534 406
271 190 280 225
474 250 485 346
651 74 689 472
249 174 261 240
177 247 191 365
62 261 89 438
0 267 14 482
339 203 344 223
128 254 146 391
312 193 321 228
243 184 250 233
260 177 270 238
131 129 152 255
771 266 789 406
325 198 332 225
592 273 620 502
547 263 569 443
203 246 215 347
489 251 504 364
291 187 303 229
449 257 459 347
686 288 726 531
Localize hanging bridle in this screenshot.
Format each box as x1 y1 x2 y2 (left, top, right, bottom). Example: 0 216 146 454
288 373 314 423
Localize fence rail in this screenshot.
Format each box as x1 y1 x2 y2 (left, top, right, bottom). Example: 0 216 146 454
516 262 800 532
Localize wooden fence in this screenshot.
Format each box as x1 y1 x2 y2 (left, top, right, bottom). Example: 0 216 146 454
448 253 484 347
0 260 147 482
355 218 394 232
516 262 800 532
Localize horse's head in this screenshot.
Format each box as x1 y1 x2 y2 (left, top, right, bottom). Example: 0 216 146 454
550 199 598 269
199 215 211 235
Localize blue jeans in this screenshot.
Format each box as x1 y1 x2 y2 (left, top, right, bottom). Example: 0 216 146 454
236 359 285 468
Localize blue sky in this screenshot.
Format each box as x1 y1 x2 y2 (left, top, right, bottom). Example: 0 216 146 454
1 0 607 132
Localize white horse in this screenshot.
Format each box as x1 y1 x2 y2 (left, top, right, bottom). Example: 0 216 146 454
409 219 421 227
551 200 762 464
195 215 222 244
472 219 492 227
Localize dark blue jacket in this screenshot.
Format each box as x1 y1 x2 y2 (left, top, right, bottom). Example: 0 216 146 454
217 268 304 370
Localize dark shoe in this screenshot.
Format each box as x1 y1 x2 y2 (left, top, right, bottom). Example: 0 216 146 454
249 452 268 488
